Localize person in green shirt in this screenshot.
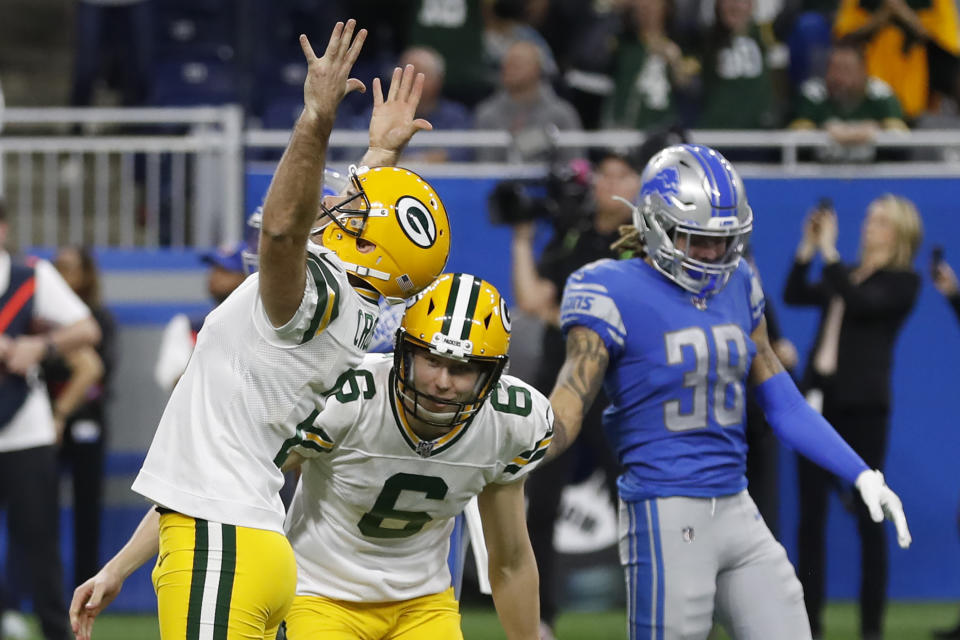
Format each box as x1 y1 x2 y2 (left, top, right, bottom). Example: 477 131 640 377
605 0 697 131
791 39 907 161
407 0 492 106
698 0 783 129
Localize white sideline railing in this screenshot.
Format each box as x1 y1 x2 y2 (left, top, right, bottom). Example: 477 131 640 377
0 106 244 249
4 106 960 249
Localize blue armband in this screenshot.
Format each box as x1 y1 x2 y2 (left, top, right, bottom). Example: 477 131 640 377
753 372 868 485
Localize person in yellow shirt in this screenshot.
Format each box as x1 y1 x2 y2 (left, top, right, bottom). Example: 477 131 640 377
834 0 960 120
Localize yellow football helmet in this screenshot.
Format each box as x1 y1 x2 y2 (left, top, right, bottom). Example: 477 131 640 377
394 273 511 429
319 166 451 302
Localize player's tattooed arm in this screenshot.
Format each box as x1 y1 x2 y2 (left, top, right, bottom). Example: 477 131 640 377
749 316 786 385
545 326 609 464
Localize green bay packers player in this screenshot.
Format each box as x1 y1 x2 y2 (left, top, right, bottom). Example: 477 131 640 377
69 20 451 640
277 273 551 640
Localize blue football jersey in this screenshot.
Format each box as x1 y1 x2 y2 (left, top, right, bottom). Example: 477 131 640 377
560 258 765 500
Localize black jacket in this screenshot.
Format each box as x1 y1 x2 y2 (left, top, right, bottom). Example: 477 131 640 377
783 260 920 411
949 292 960 324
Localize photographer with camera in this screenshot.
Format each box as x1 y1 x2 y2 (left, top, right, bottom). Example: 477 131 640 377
504 147 642 639
784 194 922 640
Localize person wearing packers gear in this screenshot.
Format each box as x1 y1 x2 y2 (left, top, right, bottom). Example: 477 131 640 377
279 273 550 640
393 273 509 430
69 21 449 640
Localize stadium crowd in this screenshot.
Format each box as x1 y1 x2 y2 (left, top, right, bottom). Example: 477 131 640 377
70 0 960 159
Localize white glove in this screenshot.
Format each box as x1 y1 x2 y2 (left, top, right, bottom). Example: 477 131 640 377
855 469 912 549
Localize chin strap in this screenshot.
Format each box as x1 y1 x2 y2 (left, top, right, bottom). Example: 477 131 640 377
338 260 391 282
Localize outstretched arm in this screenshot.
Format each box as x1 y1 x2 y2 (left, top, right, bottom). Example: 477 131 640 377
259 21 367 327
70 507 161 640
359 64 433 169
749 317 911 548
545 326 609 464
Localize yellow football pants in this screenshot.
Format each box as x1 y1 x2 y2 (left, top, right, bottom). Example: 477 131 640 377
153 512 297 640
284 587 463 640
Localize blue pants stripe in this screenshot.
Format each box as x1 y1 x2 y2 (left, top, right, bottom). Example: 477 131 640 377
650 500 665 640
626 500 664 640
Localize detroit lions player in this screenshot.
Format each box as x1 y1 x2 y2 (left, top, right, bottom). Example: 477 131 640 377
544 144 911 640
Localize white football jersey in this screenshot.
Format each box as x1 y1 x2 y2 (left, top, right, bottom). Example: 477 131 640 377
284 353 554 602
132 244 381 533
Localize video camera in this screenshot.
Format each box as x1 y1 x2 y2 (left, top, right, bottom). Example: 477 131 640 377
486 126 593 232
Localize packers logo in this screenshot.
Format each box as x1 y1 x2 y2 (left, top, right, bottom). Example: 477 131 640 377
499 297 512 333
395 196 437 248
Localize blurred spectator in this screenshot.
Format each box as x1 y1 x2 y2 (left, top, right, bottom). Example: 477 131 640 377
604 0 697 131
46 247 114 587
474 41 582 162
407 0 493 106
775 0 840 88
0 201 101 640
154 243 245 394
784 194 922 640
352 46 474 162
697 0 784 129
71 0 152 107
931 255 960 640
510 147 643 639
484 0 558 79
932 257 960 322
833 0 960 121
790 40 907 162
538 1 621 129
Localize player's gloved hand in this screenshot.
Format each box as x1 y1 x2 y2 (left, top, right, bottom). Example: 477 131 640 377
855 469 912 549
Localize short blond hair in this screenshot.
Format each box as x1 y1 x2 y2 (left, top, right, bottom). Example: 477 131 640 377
869 194 923 269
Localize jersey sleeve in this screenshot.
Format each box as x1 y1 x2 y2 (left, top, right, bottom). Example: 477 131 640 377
492 380 555 484
268 246 344 345
283 365 373 461
559 260 627 360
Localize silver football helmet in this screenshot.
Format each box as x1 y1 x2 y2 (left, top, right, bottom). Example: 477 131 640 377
632 144 752 297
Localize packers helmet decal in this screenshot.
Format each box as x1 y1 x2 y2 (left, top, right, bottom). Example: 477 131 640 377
499 297 512 333
396 196 438 248
394 273 511 431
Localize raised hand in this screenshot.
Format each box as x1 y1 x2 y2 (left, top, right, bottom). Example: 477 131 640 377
299 20 367 123
367 64 433 160
933 261 959 297
816 208 839 259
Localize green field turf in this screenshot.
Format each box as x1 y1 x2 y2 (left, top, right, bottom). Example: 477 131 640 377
20 602 960 639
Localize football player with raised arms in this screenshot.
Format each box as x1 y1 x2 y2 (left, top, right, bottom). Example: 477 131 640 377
69 20 451 640
543 144 912 639
277 273 552 640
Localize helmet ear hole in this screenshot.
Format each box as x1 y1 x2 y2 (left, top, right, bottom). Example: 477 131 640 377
427 298 435 315
483 313 492 329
